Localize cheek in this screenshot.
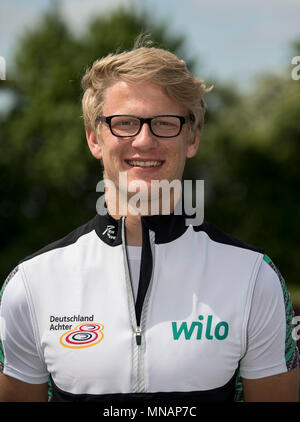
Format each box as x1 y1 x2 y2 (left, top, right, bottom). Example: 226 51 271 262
165 146 187 176
174 142 188 163
101 144 127 173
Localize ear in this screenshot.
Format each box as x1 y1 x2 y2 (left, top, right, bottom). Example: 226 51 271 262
86 129 102 160
186 132 200 158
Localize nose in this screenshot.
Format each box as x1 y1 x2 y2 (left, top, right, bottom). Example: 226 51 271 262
131 121 158 150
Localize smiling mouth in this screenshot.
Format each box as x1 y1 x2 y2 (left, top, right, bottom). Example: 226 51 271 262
125 160 164 168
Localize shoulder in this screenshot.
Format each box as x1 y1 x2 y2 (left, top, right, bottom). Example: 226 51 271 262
255 256 285 298
20 215 98 265
193 221 264 254
0 266 29 361
254 255 300 370
259 254 295 318
0 266 25 308
0 266 30 322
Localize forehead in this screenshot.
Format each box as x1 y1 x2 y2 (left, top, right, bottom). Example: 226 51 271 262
102 80 187 116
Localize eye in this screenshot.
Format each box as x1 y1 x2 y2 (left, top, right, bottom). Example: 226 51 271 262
152 117 180 129
110 116 140 135
119 120 137 126
112 117 139 127
155 120 173 127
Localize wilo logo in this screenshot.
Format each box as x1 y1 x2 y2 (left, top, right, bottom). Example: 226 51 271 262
172 315 229 341
0 56 6 80
291 56 300 81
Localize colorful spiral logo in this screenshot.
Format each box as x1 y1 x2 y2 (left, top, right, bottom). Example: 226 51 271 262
60 323 104 349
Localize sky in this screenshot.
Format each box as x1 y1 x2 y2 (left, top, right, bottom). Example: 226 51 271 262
0 0 300 90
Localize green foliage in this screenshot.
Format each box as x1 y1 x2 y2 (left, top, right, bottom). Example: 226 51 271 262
192 74 300 288
0 6 299 294
0 6 191 280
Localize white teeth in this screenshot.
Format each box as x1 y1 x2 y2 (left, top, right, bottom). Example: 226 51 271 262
128 160 162 167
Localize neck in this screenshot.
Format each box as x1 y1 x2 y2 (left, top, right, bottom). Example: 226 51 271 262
104 189 143 245
104 183 181 246
123 214 143 246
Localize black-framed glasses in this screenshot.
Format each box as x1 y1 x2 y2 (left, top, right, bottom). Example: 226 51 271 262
96 114 194 138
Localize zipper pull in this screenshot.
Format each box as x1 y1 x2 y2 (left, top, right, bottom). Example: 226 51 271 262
136 326 142 346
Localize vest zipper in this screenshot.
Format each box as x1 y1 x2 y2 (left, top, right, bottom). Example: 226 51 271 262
135 326 142 346
121 217 155 393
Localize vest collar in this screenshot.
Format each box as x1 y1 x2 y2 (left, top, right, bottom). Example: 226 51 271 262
94 210 190 246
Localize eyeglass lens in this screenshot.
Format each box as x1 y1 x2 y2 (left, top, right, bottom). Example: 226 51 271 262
110 116 181 137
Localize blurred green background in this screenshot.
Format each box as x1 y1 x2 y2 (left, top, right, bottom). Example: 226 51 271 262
0 6 299 304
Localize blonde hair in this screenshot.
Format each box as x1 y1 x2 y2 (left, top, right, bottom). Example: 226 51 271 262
81 38 212 136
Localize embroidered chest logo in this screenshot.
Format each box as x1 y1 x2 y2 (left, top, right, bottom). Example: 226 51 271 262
102 225 116 240
171 315 229 341
60 323 104 349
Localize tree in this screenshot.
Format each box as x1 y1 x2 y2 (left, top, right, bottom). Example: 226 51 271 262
0 6 193 283
1 5 299 293
197 73 300 288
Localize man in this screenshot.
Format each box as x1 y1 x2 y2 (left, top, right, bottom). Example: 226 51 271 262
0 41 299 402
